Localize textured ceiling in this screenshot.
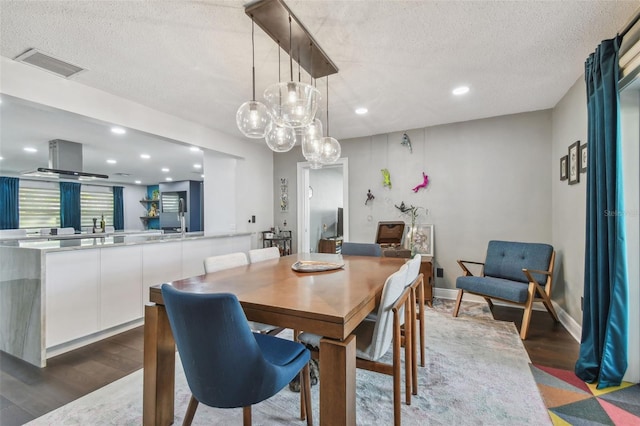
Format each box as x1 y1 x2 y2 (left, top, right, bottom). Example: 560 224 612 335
0 0 638 184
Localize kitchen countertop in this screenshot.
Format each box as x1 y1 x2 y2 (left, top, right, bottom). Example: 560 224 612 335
0 231 252 252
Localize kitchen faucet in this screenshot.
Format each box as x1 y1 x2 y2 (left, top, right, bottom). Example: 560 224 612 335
178 198 186 236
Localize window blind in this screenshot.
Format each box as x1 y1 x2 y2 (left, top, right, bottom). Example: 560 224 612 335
19 186 61 229
81 189 114 228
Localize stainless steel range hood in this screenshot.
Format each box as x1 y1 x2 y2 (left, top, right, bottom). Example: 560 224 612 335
23 139 108 179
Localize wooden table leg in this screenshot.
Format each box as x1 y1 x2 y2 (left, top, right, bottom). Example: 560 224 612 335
143 304 175 426
319 335 356 426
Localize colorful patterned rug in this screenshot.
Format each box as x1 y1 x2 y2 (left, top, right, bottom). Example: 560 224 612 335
531 365 640 425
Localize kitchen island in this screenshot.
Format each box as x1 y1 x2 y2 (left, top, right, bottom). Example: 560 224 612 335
0 231 251 367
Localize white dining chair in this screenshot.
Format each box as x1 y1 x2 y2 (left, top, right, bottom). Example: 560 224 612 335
203 252 280 335
248 246 281 263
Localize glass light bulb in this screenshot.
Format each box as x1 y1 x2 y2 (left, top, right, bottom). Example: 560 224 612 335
265 124 296 152
236 100 273 139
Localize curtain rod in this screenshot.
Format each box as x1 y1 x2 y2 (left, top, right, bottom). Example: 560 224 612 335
620 7 640 38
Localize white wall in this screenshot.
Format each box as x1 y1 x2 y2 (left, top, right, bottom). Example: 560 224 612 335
551 77 588 322
620 86 640 383
275 110 553 290
122 183 147 230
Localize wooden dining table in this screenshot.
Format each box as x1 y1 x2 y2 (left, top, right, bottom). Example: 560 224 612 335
142 253 406 426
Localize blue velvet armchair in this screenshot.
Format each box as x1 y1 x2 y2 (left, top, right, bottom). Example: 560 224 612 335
452 240 559 339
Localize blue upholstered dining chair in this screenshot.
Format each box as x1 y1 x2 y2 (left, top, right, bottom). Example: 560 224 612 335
299 264 412 426
340 242 382 256
161 284 313 426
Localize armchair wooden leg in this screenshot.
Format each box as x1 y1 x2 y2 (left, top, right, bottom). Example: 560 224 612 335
452 289 464 317
542 298 560 322
182 395 199 426
243 406 252 426
520 284 536 340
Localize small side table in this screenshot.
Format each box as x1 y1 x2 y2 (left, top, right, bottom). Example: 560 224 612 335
262 231 292 256
419 259 434 307
382 248 434 307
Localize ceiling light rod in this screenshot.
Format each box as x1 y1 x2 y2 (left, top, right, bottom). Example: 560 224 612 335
251 18 257 101
245 0 338 79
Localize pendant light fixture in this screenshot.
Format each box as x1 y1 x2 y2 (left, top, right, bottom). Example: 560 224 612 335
263 15 320 129
236 17 273 139
301 117 324 168
265 41 296 152
319 76 341 165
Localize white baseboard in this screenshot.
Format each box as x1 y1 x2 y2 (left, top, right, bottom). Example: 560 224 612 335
434 288 581 343
46 318 144 360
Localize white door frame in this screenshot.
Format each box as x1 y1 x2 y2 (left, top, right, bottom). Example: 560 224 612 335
297 158 349 253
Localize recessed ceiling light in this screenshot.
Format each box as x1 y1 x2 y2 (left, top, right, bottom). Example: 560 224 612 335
24 147 38 153
140 154 150 159
111 127 126 135
190 147 201 152
201 174 205 178
452 86 470 96
355 107 368 115
161 167 170 172
193 164 202 169
106 159 117 164
135 180 141 184
0 156 3 160
165 177 173 182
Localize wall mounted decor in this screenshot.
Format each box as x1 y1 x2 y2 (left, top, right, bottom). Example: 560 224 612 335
560 155 568 181
401 132 412 153
381 168 392 188
412 172 429 193
568 140 580 185
580 143 588 173
411 224 434 257
365 189 375 205
280 178 289 212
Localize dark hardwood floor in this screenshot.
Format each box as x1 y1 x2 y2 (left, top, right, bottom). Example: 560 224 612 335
0 304 579 426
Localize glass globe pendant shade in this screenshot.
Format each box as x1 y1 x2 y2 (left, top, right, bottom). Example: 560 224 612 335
264 81 321 129
302 119 323 168
320 136 341 164
236 100 273 139
265 124 296 152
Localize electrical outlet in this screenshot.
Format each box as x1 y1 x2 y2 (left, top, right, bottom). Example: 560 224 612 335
436 268 443 278
251 215 256 223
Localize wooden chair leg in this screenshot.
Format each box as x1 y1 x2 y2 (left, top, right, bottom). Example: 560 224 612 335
302 363 313 426
452 289 464 317
393 314 402 426
409 289 418 396
404 296 413 404
243 406 252 426
417 276 425 367
182 395 199 426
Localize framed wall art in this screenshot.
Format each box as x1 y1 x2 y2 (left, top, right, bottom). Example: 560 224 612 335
568 141 580 185
560 155 568 181
410 224 434 257
580 143 588 173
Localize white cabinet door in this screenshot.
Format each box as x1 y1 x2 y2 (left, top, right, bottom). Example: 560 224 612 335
100 246 143 329
142 241 183 305
181 238 213 278
45 250 99 347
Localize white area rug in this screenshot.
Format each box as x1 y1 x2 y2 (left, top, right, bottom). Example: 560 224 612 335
27 301 550 425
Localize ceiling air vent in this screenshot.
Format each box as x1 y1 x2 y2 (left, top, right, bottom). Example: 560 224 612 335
14 49 85 78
